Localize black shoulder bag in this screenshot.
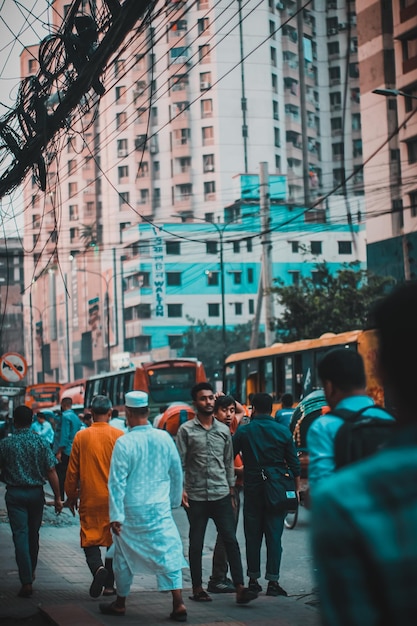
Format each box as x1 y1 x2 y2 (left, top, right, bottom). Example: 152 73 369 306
248 437 298 513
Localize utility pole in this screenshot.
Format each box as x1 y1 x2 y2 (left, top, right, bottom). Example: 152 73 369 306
260 162 275 346
297 0 310 207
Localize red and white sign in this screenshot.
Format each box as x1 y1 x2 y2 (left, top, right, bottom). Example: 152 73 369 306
0 352 28 382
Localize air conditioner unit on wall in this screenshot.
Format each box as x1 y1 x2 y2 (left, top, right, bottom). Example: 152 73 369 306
200 81 211 90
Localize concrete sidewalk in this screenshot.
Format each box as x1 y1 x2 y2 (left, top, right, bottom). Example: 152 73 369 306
0 490 320 626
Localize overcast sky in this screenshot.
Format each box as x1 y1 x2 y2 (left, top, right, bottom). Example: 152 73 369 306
0 1 51 235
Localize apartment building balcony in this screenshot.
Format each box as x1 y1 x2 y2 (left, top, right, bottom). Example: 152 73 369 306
125 319 143 340
169 77 190 102
172 169 192 186
173 195 193 214
171 141 191 159
171 111 190 130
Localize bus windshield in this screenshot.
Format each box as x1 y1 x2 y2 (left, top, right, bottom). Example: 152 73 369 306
147 366 198 404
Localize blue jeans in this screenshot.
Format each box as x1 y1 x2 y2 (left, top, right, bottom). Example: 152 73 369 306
185 494 244 589
243 487 286 581
5 485 45 585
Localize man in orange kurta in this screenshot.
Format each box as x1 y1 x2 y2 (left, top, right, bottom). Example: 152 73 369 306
65 395 123 598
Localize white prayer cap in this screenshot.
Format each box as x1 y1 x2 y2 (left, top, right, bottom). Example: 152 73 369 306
125 391 148 408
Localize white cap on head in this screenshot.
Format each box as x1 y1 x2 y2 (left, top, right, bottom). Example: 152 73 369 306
125 390 149 408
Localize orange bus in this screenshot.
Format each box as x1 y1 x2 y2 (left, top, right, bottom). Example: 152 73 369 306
24 382 63 410
224 329 384 412
84 358 207 420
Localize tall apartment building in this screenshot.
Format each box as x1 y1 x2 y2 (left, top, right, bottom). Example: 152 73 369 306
357 0 417 281
20 0 365 382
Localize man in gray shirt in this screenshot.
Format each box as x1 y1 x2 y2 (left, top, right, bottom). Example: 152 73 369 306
176 382 257 606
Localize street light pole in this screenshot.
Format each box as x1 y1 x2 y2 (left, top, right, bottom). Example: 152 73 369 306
78 268 112 371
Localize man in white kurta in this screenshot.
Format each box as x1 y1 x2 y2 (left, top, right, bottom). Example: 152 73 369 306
99 391 188 622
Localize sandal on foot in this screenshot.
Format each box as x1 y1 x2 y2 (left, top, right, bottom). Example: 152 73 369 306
99 601 125 616
170 609 188 622
189 590 212 602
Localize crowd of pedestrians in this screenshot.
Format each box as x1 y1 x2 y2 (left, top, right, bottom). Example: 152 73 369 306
2 281 417 624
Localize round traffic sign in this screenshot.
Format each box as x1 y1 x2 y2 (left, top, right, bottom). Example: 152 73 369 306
0 352 28 382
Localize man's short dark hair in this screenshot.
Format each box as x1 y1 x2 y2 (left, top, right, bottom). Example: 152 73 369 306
61 397 72 407
371 281 417 409
252 393 273 415
191 381 213 400
91 395 112 415
14 405 33 428
214 395 236 412
318 348 365 392
281 393 293 408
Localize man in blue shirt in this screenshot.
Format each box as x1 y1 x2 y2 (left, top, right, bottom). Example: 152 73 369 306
274 393 294 429
307 348 394 494
0 405 62 598
55 397 82 500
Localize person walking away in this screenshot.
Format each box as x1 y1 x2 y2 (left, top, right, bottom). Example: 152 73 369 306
309 278 417 625
99 391 188 621
233 392 300 597
64 395 123 598
54 397 82 500
31 411 54 447
306 348 395 496
274 393 294 428
0 405 62 598
176 381 258 605
208 395 244 594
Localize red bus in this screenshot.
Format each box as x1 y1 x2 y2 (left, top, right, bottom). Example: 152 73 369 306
84 358 206 420
24 383 63 410
59 379 86 405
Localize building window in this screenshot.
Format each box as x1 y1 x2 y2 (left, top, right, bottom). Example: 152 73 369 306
406 137 417 164
177 184 192 201
118 165 129 182
204 181 216 200
208 303 220 317
137 304 152 319
269 19 276 38
206 241 218 254
273 100 279 120
409 191 417 217
246 238 253 252
199 44 210 63
167 304 183 317
200 71 211 90
202 126 214 145
119 191 130 209
203 154 215 172
249 299 255 314
125 336 151 353
67 136 76 153
201 99 213 118
232 272 242 285
69 205 78 221
168 335 183 350
329 66 341 85
197 17 210 35
274 127 280 147
115 85 127 103
114 59 125 77
272 73 278 93
170 46 189 64
330 91 341 109
117 139 128 157
247 267 254 283
233 241 240 253
170 74 189 91
116 112 128 129
153 188 161 209
328 41 339 56
85 201 94 216
270 46 277 67
167 272 182 286
206 271 219 285
173 128 191 146
291 241 299 253
68 182 77 198
311 241 322 255
332 142 344 159
139 189 149 204
338 241 352 255
166 241 181 255
28 58 37 73
68 159 77 175
331 117 342 135
234 302 243 315
289 270 300 284
138 162 149 177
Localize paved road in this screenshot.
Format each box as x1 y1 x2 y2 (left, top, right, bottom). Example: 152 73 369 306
0 484 319 625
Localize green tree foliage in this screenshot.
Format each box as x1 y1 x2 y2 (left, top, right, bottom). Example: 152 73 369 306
272 263 394 342
179 319 259 381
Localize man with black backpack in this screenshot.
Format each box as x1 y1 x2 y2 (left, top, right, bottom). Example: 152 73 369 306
306 347 395 495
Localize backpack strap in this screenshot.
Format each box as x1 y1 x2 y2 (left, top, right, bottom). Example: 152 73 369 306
331 405 392 422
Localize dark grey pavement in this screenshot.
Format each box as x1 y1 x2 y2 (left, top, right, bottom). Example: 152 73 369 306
0 484 320 626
